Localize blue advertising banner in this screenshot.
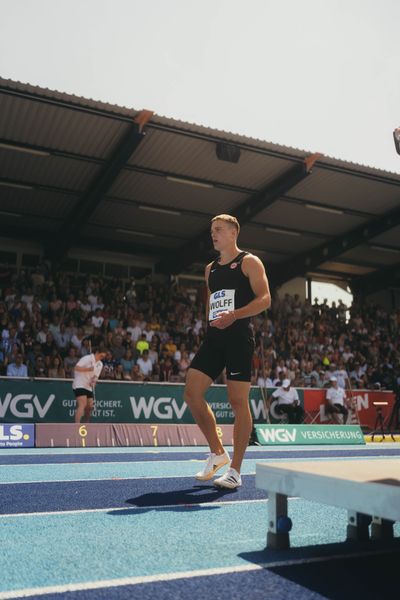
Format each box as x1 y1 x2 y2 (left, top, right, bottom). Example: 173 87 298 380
0 423 35 448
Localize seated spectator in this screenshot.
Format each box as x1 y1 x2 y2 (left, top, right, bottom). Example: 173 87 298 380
71 327 85 353
148 342 159 366
114 364 125 380
64 347 79 378
120 349 135 380
270 379 304 423
41 332 57 358
49 293 63 314
36 322 50 345
164 336 177 357
174 342 186 362
120 330 132 347
49 316 61 337
110 334 125 362
257 366 273 388
136 333 149 355
47 356 66 378
54 324 71 356
101 350 117 380
143 323 155 342
159 357 174 382
6 353 28 377
126 319 142 343
325 376 349 424
137 350 153 380
91 308 104 330
130 364 145 382
178 350 191 380
65 293 78 314
34 355 47 378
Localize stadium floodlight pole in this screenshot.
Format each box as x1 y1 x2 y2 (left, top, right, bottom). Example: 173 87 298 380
394 127 400 155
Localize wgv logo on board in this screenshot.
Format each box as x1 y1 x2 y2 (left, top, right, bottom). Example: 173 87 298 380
130 396 187 420
257 427 297 443
0 393 55 419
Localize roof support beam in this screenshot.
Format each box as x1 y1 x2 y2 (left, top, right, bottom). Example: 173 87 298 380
47 110 153 259
272 204 400 287
156 153 321 274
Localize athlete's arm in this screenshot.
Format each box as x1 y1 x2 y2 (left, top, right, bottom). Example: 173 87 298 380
74 365 94 372
210 254 271 329
204 262 212 321
74 358 94 373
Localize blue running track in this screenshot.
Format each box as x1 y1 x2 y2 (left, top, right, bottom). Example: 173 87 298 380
0 443 399 600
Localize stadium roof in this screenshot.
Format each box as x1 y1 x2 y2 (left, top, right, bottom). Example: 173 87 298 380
1 76 400 296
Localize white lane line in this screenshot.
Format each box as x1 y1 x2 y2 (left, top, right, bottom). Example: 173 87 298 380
2 452 397 469
0 459 214 468
1 443 396 457
0 473 250 485
0 498 270 519
0 545 396 599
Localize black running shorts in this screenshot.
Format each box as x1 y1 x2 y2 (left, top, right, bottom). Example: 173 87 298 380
73 388 94 398
190 335 255 382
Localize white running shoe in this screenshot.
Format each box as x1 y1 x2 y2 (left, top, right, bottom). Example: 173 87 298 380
195 451 230 481
213 467 242 489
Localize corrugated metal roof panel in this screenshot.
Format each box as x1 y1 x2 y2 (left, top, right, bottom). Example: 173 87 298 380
108 171 247 215
90 203 206 239
0 187 78 217
290 167 400 214
0 77 140 119
0 85 130 158
338 245 400 266
83 224 183 250
130 127 293 189
259 199 368 236
239 224 318 254
3 77 399 180
0 149 99 191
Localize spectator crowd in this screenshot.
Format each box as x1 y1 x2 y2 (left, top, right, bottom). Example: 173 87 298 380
1 264 399 392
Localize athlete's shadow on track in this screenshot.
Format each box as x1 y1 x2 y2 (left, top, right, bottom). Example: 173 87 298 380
108 484 237 515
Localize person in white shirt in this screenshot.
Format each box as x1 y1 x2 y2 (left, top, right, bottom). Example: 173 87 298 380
73 350 106 423
326 376 349 424
136 350 153 379
271 379 304 423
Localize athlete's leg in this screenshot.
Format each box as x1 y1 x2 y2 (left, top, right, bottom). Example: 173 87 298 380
226 379 252 473
74 395 88 423
84 397 94 423
184 368 225 455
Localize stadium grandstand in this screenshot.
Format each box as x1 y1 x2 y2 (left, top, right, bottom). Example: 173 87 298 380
1 78 400 395
1 78 400 600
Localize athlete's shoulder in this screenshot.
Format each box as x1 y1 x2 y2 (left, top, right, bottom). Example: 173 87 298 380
205 261 214 276
78 354 92 366
241 252 266 274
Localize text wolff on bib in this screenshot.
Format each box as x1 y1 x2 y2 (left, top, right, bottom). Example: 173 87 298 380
208 289 235 321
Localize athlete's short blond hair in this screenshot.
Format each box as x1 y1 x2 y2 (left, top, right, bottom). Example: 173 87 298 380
211 214 240 235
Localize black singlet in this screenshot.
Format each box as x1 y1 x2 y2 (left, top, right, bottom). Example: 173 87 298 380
206 251 255 339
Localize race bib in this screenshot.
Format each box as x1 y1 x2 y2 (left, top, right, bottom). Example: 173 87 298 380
208 289 235 321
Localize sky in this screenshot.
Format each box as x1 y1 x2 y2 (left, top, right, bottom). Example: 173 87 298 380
1 0 400 174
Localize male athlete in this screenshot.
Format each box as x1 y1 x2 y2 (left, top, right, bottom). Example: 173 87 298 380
184 214 271 488
73 349 106 423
